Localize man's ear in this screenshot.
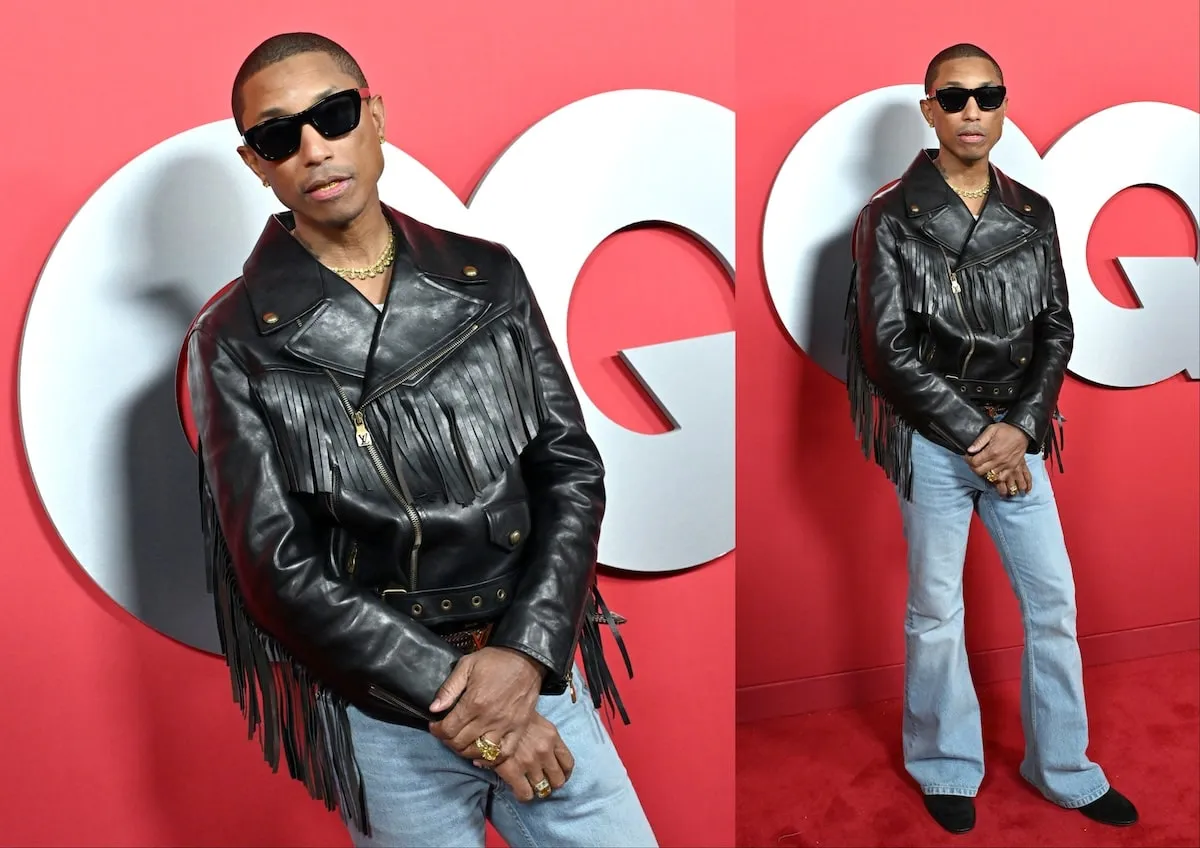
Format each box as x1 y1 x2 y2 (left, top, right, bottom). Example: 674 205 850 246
368 94 386 140
237 145 269 186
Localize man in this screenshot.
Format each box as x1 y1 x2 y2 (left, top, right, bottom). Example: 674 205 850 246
844 43 1138 834
186 32 656 848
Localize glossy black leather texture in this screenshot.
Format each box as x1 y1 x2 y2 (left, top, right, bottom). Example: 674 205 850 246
186 206 628 831
845 150 1071 498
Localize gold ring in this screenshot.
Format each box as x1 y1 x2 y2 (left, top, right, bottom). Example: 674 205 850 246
1008 485 1019 495
985 470 998 483
475 736 501 762
533 778 552 799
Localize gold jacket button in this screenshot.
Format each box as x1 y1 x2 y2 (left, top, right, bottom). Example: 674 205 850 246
463 265 478 278
262 312 279 325
508 530 522 545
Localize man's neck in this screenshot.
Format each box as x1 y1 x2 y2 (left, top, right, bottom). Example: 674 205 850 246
292 200 392 269
933 148 990 189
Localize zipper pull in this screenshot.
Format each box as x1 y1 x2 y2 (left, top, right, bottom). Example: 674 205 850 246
353 411 372 447
949 269 961 294
568 669 577 703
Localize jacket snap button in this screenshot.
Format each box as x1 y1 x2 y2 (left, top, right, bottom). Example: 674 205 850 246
471 595 482 607
1023 204 1032 212
1019 356 1027 364
411 603 423 616
262 312 279 325
496 588 507 601
463 265 478 278
440 599 452 611
508 530 522 545
910 204 920 213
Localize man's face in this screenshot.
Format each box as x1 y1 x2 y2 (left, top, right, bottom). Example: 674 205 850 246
920 57 1007 165
237 51 385 229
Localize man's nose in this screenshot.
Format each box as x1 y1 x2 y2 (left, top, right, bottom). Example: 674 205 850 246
298 124 334 165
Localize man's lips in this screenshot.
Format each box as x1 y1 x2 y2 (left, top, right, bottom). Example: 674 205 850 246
305 176 352 200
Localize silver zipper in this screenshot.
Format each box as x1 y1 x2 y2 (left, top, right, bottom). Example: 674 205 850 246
940 249 976 377
325 373 424 591
358 309 504 409
938 231 1041 377
322 309 509 590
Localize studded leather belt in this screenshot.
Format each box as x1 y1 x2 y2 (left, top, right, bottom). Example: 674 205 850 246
944 376 1020 408
379 570 516 629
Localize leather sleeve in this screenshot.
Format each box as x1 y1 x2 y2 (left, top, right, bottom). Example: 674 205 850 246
188 326 463 715
487 249 606 681
854 205 993 452
1002 209 1074 451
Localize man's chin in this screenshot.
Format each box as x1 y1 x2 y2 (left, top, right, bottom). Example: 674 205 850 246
298 196 365 230
952 141 993 164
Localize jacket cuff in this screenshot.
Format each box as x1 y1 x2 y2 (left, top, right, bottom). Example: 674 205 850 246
1003 406 1044 453
489 618 568 680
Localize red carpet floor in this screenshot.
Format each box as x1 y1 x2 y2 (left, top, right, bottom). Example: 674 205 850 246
737 650 1200 847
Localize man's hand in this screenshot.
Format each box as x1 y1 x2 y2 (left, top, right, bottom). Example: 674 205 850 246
966 422 1029 480
472 713 575 802
992 459 1033 497
428 646 546 762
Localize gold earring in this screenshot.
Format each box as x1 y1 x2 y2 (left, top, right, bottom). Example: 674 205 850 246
379 135 385 144
262 177 270 187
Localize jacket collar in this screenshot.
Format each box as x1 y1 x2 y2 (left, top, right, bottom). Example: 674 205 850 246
900 149 1043 268
241 205 501 401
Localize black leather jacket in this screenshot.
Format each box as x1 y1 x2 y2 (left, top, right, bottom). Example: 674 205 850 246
186 206 627 829
846 150 1071 497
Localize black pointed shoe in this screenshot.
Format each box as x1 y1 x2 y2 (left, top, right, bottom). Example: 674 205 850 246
922 794 976 834
1078 788 1138 827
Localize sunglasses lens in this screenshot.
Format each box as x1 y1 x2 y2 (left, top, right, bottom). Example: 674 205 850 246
935 88 970 113
310 91 363 139
975 86 1006 110
246 120 301 161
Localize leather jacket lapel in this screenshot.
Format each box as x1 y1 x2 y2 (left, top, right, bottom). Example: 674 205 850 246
902 151 972 255
362 246 491 402
282 276 378 379
956 167 1039 268
239 206 500 389
902 150 1040 268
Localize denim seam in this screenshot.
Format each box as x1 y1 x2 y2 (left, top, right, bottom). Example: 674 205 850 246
1057 780 1112 809
493 791 540 848
921 784 978 797
980 494 1042 768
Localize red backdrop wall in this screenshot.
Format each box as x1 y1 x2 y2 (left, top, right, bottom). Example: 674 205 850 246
737 0 1200 721
1 2 734 846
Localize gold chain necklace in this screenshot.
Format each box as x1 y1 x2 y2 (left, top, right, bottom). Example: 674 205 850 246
326 228 396 281
936 160 991 199
950 181 991 199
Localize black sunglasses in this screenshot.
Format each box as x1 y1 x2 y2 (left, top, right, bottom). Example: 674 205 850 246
930 85 1007 113
243 87 372 161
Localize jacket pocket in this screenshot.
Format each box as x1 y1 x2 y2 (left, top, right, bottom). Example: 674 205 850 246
484 500 531 551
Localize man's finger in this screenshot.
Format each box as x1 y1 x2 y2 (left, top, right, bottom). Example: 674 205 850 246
967 426 995 455
554 742 575 780
429 658 472 712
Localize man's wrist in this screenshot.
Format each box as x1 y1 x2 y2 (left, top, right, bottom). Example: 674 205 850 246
491 645 550 681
